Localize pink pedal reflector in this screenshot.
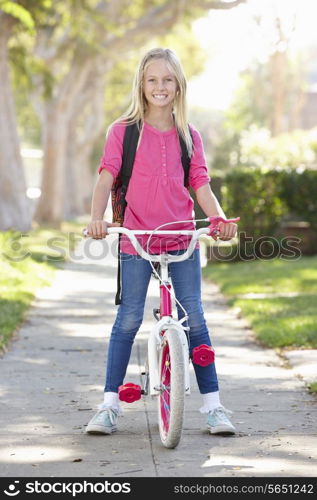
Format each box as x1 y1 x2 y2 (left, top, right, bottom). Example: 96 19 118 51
118 383 142 403
192 344 215 367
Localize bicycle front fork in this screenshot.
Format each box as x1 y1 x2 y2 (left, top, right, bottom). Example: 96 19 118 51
118 344 215 404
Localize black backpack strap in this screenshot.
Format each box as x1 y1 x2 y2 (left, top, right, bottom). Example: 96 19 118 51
179 126 193 188
120 122 141 200
115 121 141 306
115 234 122 305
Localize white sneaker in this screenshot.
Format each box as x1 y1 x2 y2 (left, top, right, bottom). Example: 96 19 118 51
86 404 119 435
206 406 236 435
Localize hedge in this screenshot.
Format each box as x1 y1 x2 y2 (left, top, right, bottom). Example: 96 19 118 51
193 167 317 259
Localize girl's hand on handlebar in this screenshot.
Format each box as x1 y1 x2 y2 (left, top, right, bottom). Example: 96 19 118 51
86 220 120 239
208 216 240 241
218 221 238 241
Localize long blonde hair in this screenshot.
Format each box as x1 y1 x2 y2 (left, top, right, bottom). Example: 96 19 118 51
110 47 193 156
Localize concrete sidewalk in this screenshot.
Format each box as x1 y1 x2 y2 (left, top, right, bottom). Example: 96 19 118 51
0 236 316 478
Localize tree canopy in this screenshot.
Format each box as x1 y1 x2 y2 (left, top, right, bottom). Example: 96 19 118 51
0 0 246 228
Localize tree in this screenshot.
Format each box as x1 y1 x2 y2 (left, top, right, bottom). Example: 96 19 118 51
0 3 34 231
212 9 308 172
2 0 246 227
0 0 55 230
30 0 246 225
228 10 306 136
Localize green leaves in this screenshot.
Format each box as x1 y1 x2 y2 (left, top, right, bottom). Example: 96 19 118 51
0 1 35 30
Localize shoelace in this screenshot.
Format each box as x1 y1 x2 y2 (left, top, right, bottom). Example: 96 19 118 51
210 406 233 419
95 406 118 425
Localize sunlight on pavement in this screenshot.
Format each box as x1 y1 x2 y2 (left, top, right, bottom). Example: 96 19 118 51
58 325 112 338
0 446 76 463
201 453 311 476
14 357 49 366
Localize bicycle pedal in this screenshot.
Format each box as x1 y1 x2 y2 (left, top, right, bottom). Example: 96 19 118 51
118 383 142 403
153 308 160 321
192 344 215 367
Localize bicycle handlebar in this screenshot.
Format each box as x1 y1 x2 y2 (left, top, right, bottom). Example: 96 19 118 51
83 216 240 264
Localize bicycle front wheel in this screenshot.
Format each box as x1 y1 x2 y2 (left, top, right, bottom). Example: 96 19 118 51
158 328 185 449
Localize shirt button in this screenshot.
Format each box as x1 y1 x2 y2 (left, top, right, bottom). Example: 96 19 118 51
162 145 166 149
163 163 166 166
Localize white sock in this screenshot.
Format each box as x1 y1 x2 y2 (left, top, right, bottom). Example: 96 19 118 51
199 391 221 414
103 391 120 409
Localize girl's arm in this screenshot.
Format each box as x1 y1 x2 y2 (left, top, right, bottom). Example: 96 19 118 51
87 169 119 239
195 183 237 240
196 183 226 219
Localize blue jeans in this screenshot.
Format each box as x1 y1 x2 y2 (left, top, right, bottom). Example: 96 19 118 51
105 249 219 394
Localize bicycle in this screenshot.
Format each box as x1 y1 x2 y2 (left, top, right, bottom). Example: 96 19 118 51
84 215 239 448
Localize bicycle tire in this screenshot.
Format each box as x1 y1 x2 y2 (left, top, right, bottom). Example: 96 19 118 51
158 328 185 449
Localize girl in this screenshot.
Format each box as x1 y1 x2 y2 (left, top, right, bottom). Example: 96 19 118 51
86 48 237 436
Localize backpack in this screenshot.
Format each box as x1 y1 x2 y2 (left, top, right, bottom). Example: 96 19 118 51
112 121 192 305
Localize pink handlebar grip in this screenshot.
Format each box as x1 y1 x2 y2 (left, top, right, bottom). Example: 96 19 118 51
118 383 142 403
208 216 240 240
192 344 215 367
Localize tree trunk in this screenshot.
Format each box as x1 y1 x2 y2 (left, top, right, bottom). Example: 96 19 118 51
34 103 69 226
0 15 31 231
270 18 288 136
34 58 93 226
64 65 109 219
270 48 287 136
64 144 95 219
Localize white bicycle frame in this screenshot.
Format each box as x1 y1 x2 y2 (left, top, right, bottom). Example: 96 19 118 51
105 226 210 397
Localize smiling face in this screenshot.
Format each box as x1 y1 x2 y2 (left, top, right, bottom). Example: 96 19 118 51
143 58 178 111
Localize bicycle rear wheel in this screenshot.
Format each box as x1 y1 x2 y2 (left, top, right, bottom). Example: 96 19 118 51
158 328 185 448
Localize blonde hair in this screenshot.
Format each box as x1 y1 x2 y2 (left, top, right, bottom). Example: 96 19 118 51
110 47 192 156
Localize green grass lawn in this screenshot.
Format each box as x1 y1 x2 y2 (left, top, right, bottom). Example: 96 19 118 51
202 255 317 349
0 221 83 350
308 382 317 394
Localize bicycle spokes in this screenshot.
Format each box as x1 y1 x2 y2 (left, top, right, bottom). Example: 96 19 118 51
160 343 171 434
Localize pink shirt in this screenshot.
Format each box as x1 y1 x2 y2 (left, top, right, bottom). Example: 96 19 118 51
98 121 210 254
